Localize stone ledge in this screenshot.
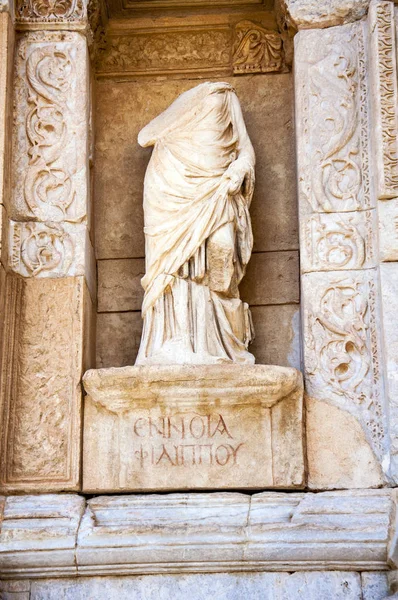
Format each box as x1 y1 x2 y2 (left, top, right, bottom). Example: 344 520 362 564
0 490 396 579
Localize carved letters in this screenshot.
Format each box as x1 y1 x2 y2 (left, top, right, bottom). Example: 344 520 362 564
233 21 283 74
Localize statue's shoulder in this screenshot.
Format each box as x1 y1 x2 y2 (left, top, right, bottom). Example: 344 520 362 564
138 82 235 147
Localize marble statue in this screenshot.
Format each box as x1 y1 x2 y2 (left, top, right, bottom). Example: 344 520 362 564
135 82 256 365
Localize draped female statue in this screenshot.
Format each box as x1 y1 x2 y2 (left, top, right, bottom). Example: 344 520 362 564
135 82 256 365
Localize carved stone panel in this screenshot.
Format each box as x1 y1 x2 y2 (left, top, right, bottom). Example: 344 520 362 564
8 220 93 278
368 0 398 200
0 274 93 492
300 211 377 273
11 31 89 223
7 219 96 299
96 20 284 79
295 20 372 215
302 269 387 469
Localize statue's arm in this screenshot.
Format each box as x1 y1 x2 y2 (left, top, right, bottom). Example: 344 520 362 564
222 92 255 198
231 92 255 169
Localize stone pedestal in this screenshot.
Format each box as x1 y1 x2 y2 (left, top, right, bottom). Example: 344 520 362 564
82 365 304 492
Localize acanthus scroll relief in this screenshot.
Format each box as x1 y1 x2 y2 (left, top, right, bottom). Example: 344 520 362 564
232 21 283 74
303 24 371 213
23 44 80 222
304 272 387 461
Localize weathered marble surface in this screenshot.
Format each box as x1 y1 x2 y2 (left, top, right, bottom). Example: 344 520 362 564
0 275 93 492
306 397 383 489
0 572 392 600
278 0 370 30
82 365 304 492
135 82 256 366
0 490 394 578
96 305 302 371
26 573 365 599
0 494 85 578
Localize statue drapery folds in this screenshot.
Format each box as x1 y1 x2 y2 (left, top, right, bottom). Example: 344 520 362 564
136 82 256 365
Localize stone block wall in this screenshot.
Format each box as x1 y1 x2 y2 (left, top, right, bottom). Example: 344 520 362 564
95 74 301 370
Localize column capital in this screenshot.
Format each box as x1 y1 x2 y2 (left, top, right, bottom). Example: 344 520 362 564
14 0 90 31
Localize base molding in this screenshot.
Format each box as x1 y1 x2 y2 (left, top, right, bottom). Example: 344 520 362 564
0 489 397 579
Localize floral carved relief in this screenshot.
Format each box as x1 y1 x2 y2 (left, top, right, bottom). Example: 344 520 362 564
299 24 371 214
369 1 398 198
96 24 284 77
233 21 283 74
24 46 75 220
97 30 232 75
16 0 85 24
10 221 75 277
302 211 376 273
12 33 88 223
303 270 387 462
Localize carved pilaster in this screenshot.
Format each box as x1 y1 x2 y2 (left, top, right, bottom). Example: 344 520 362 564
296 1 398 485
0 22 95 490
295 18 390 487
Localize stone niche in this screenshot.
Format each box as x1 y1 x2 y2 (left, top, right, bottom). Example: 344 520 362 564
94 77 299 371
87 6 303 492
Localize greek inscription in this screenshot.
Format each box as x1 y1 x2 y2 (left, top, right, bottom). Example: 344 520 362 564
130 412 243 469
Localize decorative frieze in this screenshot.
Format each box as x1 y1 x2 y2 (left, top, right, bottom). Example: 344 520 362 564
0 490 394 578
368 0 398 199
12 31 88 222
96 21 284 78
